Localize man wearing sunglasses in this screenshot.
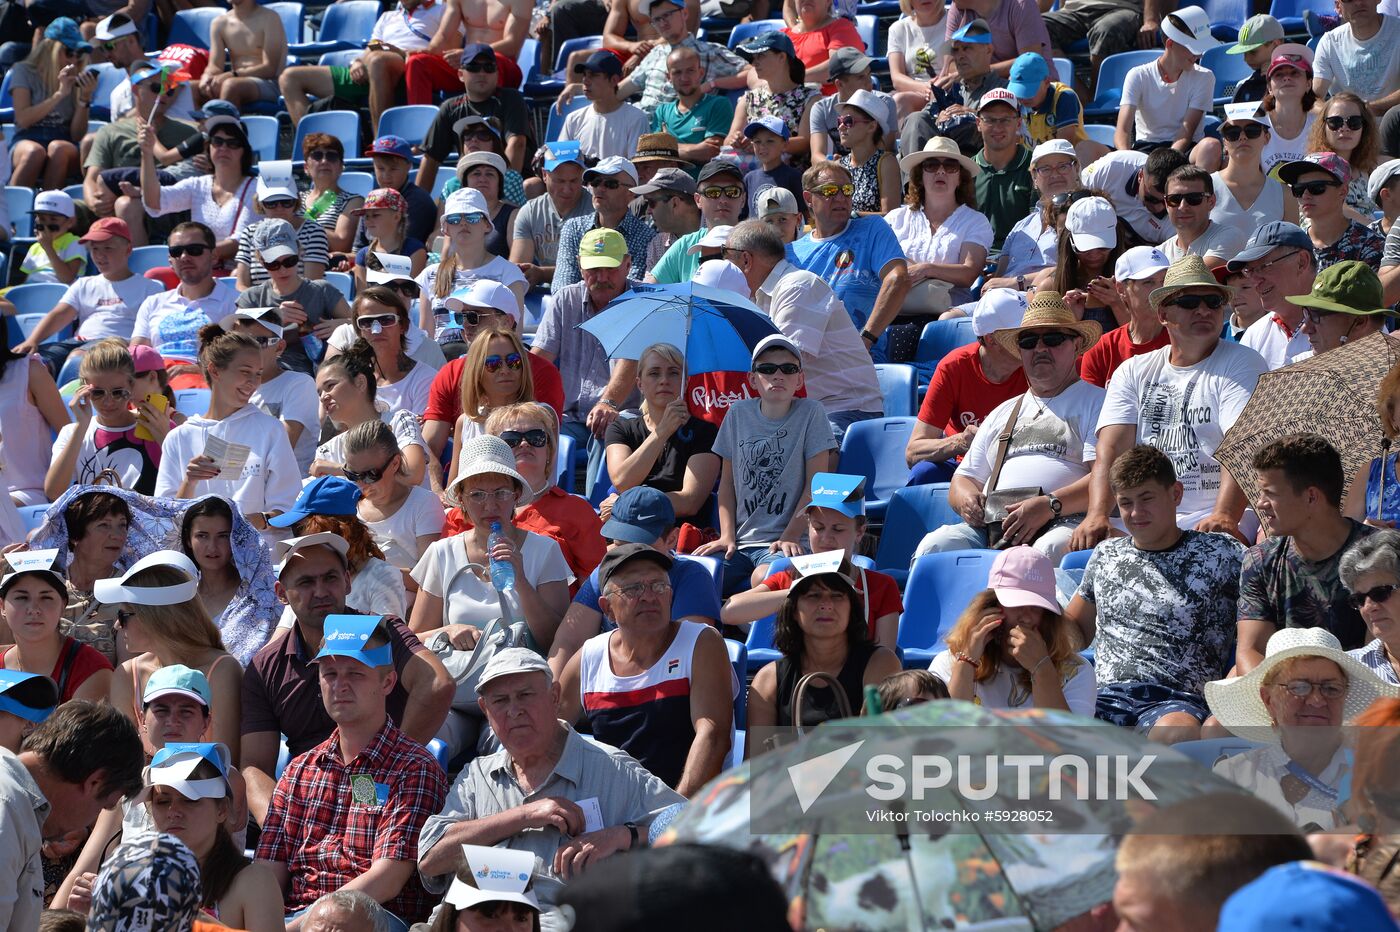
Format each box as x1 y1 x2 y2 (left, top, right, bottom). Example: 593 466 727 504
1074 255 1267 554
130 222 238 363
416 43 532 192
552 157 656 291
1228 221 1317 370
509 142 592 290
1081 145 1186 246
646 158 745 285
630 168 701 275
1159 165 1246 270
563 50 650 162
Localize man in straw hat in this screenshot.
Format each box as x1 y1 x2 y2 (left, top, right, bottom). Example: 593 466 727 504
1073 254 1268 551
913 290 1104 564
1288 259 1394 358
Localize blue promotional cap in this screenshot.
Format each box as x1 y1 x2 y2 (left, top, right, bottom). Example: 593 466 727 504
45 17 92 53
135 742 231 803
365 134 414 161
736 30 796 61
1226 220 1315 271
314 614 393 668
807 472 866 518
543 140 584 172
0 548 65 600
268 476 362 527
949 18 993 45
743 115 790 141
1007 52 1050 99
601 487 677 544
0 670 58 724
1218 861 1399 932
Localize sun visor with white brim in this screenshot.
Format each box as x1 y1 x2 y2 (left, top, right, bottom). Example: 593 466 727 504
93 550 199 606
445 845 541 912
133 742 232 803
366 251 415 285
0 548 65 599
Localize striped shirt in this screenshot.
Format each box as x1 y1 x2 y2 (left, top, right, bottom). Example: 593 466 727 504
1349 639 1400 686
630 37 746 113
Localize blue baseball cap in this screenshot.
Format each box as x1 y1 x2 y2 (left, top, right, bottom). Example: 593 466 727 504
580 49 622 77
268 476 362 528
947 18 993 46
199 100 240 121
45 17 92 53
1218 861 1399 931
736 30 796 61
744 115 789 141
807 472 866 518
0 670 58 724
601 487 677 544
364 135 413 161
314 614 393 668
1007 52 1050 99
1226 220 1315 271
543 140 584 171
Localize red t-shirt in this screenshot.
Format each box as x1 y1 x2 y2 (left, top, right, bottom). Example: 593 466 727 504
761 567 903 640
5 637 113 703
1078 324 1170 388
917 343 1028 435
784 20 865 94
422 355 565 426
442 487 606 595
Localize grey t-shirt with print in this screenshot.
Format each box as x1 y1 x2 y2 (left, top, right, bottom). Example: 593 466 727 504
236 278 344 371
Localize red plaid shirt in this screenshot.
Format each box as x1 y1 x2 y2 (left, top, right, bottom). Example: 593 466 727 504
255 718 448 922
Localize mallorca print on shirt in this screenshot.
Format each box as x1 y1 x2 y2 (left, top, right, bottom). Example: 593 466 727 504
1137 371 1221 495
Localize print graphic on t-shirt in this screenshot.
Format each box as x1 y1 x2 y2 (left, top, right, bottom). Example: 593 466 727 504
739 429 791 517
1006 412 1070 463
1137 371 1220 495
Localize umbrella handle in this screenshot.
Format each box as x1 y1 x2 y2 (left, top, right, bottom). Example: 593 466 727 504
1378 439 1391 522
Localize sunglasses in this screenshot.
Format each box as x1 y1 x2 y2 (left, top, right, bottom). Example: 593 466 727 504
753 362 801 374
1325 115 1366 132
835 114 873 128
87 387 131 400
809 183 854 198
1164 293 1227 310
499 428 549 448
306 148 341 162
99 41 117 52
261 198 296 209
463 61 497 73
168 243 210 258
250 334 281 347
387 281 422 299
1220 123 1266 142
701 185 744 199
921 158 963 175
1016 331 1075 350
484 352 523 373
463 130 498 143
343 455 398 484
451 308 498 326
591 178 625 190
356 313 400 330
35 223 63 232
208 135 244 150
1348 584 1399 609
443 213 487 225
1051 190 1092 212
114 608 136 629
262 255 298 270
1292 180 1341 197
1165 191 1209 207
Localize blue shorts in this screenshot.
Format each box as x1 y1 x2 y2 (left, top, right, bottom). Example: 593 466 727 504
1095 682 1209 732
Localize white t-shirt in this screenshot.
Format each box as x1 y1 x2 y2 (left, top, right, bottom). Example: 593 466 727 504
1161 222 1247 263
109 79 199 121
59 272 164 341
1240 312 1311 371
958 381 1106 494
417 255 527 322
411 530 570 629
1314 15 1400 102
363 485 446 570
1259 112 1315 174
250 370 320 474
884 203 995 265
132 286 239 361
929 650 1097 716
1081 151 1174 245
154 404 302 518
1122 61 1214 144
375 360 435 419
562 103 651 161
887 15 945 80
1097 341 1267 520
51 419 154 492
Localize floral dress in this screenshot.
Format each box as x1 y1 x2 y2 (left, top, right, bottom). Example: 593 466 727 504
837 150 883 213
744 84 821 163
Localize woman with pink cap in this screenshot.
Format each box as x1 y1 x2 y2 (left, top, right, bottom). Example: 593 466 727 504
930 546 1096 715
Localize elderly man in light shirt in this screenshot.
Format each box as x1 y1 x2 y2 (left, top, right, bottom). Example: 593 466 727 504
417 648 682 931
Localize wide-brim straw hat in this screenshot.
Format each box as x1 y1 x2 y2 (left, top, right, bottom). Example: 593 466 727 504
898 135 980 179
992 290 1101 357
1150 254 1235 309
1204 627 1400 744
445 435 529 509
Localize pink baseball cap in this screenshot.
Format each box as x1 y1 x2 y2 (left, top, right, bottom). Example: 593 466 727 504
987 546 1060 613
130 344 164 374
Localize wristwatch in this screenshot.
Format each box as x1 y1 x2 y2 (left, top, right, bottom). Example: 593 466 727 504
860 329 877 345
1016 274 1026 290
1047 494 1062 516
625 820 641 849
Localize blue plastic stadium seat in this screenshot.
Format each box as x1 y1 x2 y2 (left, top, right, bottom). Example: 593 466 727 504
293 112 361 171
897 550 998 666
679 554 723 606
871 484 960 586
1268 0 1332 35
318 49 361 68
290 0 381 57
874 363 917 418
174 388 211 418
243 114 279 163
5 187 33 238
546 96 591 143
1084 50 1158 120
1059 548 1094 571
836 416 917 520
266 2 304 44
552 36 604 76
727 19 786 49
378 106 439 149
18 504 48 533
7 283 68 317
127 245 173 276
556 433 579 492
1082 123 1116 147
339 172 374 198
1053 57 1073 86
914 317 975 383
855 14 877 54
1202 46 1253 106
724 638 747 728
169 8 222 49
744 613 781 674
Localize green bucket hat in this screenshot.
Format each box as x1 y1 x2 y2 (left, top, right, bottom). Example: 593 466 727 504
1285 260 1392 316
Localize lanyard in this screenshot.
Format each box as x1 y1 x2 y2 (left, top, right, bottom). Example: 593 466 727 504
400 1 435 43
1284 758 1340 801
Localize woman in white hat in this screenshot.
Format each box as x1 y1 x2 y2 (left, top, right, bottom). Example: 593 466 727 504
409 435 570 653
419 187 527 342
1035 195 1128 333
888 136 993 311
412 846 540 931
1204 627 1400 831
835 89 900 214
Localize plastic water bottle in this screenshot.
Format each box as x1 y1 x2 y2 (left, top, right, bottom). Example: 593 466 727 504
488 521 516 591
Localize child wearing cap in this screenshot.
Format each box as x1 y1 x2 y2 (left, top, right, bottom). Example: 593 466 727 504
11 191 86 287
233 180 332 290
1117 7 1216 154
351 188 428 296
694 336 837 596
237 218 352 375
1078 245 1171 388
723 473 903 648
742 117 804 219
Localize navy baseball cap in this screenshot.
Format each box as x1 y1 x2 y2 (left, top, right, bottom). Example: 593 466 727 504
461 43 494 64
744 115 789 141
268 476 362 527
736 30 796 61
1226 221 1314 271
199 100 240 121
580 49 622 77
601 487 677 544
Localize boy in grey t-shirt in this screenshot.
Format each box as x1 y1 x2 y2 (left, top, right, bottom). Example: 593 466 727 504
697 335 836 596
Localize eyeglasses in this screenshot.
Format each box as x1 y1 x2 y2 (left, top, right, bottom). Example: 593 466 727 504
451 308 499 326
1220 123 1267 142
1033 159 1076 175
499 428 549 448
701 185 743 199
1302 308 1339 325
808 182 854 198
483 352 523 373
1271 679 1347 700
978 115 1020 128
607 580 673 599
261 199 296 210
1325 114 1366 132
1164 293 1227 310
306 148 341 162
168 243 210 258
1165 191 1209 207
1016 331 1074 350
462 61 497 73
753 362 801 374
1348 584 1399 609
114 608 136 629
1242 249 1301 277
591 178 625 190
87 387 131 400
262 255 298 270
896 695 933 709
208 135 244 150
461 488 517 504
343 455 398 484
921 158 963 175
1292 180 1342 198
443 213 487 226
356 313 400 330
835 114 874 128
387 281 422 299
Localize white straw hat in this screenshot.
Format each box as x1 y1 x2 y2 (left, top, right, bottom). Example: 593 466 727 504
447 435 528 508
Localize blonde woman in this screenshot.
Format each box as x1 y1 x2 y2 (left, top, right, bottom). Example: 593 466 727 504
446 328 536 481
9 17 95 190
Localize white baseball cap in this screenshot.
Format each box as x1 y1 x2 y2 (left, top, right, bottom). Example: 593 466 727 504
693 258 749 296
971 288 1028 337
444 280 520 320
686 225 735 253
1113 245 1170 282
1221 101 1269 126
365 251 415 286
584 155 639 185
443 187 490 220
1161 6 1220 56
1030 138 1077 168
1066 196 1117 252
32 190 74 219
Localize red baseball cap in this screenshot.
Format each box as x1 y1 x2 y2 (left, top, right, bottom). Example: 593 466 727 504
79 218 132 244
